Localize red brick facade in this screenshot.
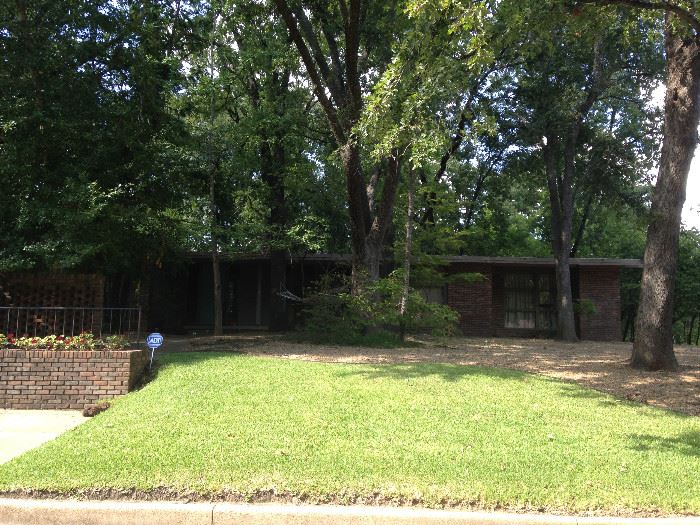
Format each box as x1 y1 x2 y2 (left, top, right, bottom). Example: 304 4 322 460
446 264 623 341
577 267 621 341
446 264 493 336
0 348 148 409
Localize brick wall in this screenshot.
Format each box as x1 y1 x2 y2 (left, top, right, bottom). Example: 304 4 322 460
0 349 148 409
446 264 493 336
0 273 104 307
578 267 621 341
0 273 107 337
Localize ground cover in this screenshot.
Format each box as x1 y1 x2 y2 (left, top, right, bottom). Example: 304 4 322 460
1 351 699 515
220 335 700 416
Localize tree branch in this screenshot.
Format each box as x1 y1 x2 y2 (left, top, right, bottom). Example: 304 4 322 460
273 0 347 144
344 0 362 121
582 0 700 35
290 4 346 107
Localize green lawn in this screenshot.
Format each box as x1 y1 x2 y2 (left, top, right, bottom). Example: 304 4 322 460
1 352 699 514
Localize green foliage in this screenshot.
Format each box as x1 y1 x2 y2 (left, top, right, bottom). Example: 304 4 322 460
673 228 700 344
2 332 129 351
0 0 199 274
574 298 598 316
299 271 459 346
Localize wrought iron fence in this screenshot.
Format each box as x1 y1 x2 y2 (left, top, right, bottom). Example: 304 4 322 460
0 307 142 343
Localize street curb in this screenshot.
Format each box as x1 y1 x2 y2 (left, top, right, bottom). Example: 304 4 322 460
1 499 700 525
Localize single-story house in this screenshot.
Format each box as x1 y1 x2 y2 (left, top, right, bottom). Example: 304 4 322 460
147 254 642 341
1 255 642 341
440 256 641 341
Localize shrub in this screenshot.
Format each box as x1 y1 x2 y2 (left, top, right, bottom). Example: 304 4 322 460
0 332 129 351
298 271 459 346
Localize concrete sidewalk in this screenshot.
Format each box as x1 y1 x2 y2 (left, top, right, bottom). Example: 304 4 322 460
1 499 699 525
0 410 85 464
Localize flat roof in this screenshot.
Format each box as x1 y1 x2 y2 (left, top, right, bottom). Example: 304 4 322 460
188 253 642 268
442 256 644 268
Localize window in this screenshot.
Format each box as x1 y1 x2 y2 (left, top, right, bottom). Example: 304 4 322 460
504 273 556 331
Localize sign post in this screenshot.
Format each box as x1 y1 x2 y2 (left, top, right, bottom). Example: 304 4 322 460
146 332 164 370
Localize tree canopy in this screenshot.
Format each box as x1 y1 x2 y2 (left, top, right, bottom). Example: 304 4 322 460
1 0 698 368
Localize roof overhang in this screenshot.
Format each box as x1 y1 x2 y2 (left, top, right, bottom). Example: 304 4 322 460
441 256 643 268
185 253 643 268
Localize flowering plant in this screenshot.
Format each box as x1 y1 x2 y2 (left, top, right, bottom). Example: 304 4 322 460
0 332 129 351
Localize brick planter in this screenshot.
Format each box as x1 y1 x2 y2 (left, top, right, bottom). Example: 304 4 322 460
0 348 148 409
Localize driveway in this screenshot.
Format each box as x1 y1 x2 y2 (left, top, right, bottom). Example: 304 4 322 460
0 410 86 464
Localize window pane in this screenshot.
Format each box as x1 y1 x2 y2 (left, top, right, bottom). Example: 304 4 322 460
504 276 535 328
504 272 556 331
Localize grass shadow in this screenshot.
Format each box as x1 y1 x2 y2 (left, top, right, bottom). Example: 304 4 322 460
557 383 620 407
627 431 700 457
335 362 528 383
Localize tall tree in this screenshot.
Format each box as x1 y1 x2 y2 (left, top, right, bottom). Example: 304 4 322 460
272 0 406 292
584 0 700 369
0 0 197 276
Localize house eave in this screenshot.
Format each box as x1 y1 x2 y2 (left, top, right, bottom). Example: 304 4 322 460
441 256 643 268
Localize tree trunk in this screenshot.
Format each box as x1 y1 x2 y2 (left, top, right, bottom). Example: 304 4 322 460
211 249 223 336
209 171 223 336
206 26 222 337
268 250 287 331
632 33 700 371
687 314 697 345
399 166 415 341
261 139 289 332
553 250 577 341
544 138 578 342
273 0 400 298
623 307 634 342
340 141 371 293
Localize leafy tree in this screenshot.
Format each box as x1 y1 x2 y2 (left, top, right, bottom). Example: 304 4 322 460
582 0 700 370
0 0 199 283
272 0 412 292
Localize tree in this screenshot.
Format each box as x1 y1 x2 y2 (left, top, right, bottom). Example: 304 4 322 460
0 0 198 279
583 0 700 370
272 0 408 292
442 0 658 340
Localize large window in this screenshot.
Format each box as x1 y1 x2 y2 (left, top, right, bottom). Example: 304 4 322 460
504 273 556 331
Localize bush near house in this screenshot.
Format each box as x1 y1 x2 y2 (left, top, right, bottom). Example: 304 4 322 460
299 272 459 346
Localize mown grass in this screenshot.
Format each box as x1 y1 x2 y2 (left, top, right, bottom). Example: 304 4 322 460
1 352 699 514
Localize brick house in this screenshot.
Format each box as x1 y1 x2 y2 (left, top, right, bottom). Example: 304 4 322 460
1 256 641 341
147 255 640 341
439 256 642 341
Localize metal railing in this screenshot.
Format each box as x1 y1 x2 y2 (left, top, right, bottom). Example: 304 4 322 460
0 307 142 343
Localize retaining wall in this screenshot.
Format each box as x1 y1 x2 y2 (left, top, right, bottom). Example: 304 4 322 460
0 348 148 409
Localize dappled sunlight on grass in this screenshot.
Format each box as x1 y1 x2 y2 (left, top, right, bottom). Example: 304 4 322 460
1 353 700 515
223 335 700 416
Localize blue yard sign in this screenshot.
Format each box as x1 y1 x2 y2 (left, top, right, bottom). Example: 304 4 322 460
146 332 164 349
146 332 164 370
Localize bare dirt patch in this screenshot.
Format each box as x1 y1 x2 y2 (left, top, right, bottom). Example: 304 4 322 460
168 335 700 417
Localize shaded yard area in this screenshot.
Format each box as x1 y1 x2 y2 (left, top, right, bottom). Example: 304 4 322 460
1 352 699 516
179 335 700 416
